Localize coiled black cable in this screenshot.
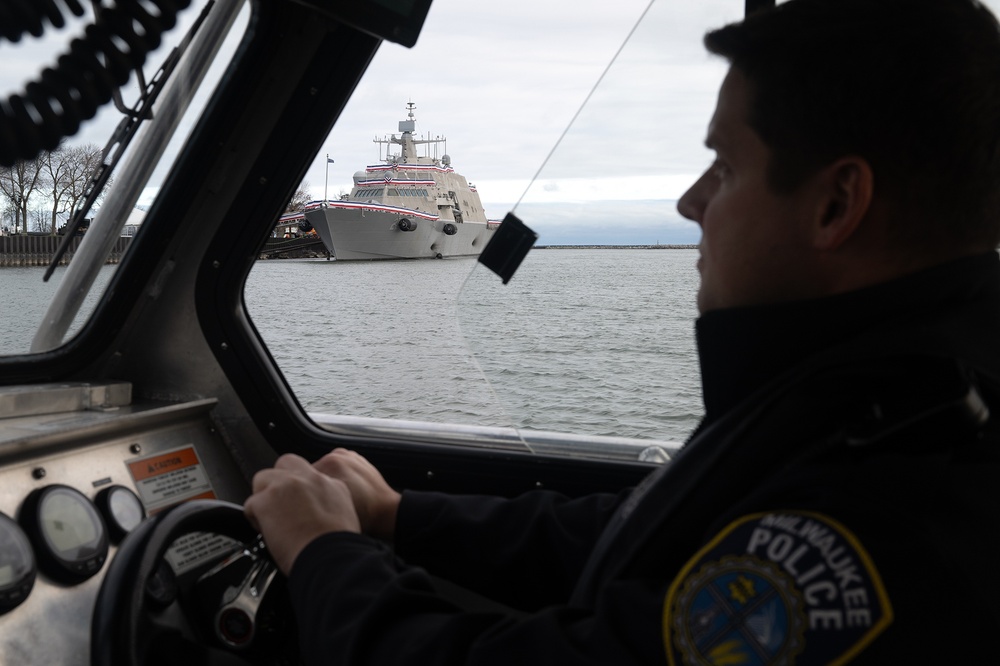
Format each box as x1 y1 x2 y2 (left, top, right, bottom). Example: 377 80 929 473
0 1 85 43
0 0 192 167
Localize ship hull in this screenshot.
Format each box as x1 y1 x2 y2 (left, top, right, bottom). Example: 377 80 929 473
305 206 495 260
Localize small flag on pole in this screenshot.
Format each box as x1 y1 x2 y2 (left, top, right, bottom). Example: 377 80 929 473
324 154 333 204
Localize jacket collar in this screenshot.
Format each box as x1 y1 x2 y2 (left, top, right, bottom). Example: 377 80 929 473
695 251 1000 427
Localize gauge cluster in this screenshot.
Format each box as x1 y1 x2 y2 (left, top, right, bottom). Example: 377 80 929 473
9 483 144 596
0 391 250 666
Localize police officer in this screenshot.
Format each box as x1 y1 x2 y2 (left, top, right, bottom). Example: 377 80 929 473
245 0 1000 662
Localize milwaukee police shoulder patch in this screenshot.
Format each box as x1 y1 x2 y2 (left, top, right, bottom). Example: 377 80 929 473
664 511 892 666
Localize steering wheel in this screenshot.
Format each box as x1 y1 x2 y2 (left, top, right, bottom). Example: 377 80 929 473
91 499 298 666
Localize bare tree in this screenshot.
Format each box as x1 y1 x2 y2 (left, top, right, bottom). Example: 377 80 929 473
40 145 72 234
0 158 45 234
1 205 13 233
31 207 48 232
48 144 105 233
285 181 313 212
0 145 106 235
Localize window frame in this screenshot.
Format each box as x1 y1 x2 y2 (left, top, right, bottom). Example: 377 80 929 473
190 4 654 496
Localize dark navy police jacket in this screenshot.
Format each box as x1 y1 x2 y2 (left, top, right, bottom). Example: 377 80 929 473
289 252 1000 664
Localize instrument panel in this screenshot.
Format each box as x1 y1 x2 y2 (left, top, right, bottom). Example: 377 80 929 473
0 384 250 666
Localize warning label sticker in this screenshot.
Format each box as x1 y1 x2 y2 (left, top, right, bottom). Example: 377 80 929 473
165 531 242 576
127 445 216 513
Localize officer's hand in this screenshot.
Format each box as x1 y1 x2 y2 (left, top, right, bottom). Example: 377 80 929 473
244 453 361 575
313 448 401 542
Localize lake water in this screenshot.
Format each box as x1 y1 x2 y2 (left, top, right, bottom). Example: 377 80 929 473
0 265 116 353
0 249 705 444
246 248 704 443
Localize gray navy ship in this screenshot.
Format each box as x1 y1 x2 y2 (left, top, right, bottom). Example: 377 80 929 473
304 103 498 260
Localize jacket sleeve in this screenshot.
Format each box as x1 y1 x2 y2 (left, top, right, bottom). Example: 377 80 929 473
287 532 668 666
285 474 997 666
392 489 629 610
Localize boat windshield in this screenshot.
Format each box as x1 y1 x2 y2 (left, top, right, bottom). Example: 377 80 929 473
243 0 741 457
0 0 249 354
455 0 738 449
447 0 1000 451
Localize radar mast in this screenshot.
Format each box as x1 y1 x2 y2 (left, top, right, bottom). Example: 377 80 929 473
375 101 446 165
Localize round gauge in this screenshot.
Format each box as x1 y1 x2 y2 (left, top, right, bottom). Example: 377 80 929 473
19 485 108 584
0 512 35 614
95 485 146 543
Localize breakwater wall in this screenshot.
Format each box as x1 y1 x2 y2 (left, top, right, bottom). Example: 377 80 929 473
0 235 132 267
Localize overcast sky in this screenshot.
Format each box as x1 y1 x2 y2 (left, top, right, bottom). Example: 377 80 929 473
0 1 738 244
10 1 1000 243
319 0 742 244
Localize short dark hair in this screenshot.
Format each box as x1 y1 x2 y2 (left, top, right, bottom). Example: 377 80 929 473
706 0 1000 251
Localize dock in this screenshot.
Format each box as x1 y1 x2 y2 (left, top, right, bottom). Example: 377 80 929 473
0 234 328 266
259 236 329 259
0 235 132 268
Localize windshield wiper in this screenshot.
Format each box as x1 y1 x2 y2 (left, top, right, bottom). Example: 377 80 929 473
43 1 214 282
32 0 245 354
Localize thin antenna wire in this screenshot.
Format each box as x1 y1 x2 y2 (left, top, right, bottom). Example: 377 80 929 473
513 0 656 208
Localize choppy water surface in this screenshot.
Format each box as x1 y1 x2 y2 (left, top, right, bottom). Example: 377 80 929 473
245 249 703 443
0 265 116 352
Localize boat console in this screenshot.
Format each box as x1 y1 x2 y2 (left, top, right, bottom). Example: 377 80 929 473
0 383 251 664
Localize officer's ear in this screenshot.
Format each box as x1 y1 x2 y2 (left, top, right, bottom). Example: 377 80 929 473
810 156 874 251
